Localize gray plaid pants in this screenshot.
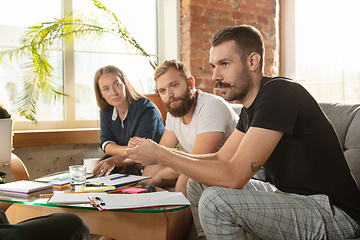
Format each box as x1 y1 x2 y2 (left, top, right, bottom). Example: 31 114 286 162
187 178 360 240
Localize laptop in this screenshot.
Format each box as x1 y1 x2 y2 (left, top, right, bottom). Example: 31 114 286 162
0 118 13 166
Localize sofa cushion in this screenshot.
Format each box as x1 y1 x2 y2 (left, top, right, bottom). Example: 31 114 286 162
319 102 360 190
345 107 360 150
229 103 243 115
344 108 360 189
344 149 360 189
319 102 360 150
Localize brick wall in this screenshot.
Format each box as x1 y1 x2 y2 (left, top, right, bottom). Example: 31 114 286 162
180 0 280 94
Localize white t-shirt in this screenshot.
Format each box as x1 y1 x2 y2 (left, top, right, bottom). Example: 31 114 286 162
165 90 239 153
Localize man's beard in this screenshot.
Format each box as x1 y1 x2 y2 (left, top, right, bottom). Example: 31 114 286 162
214 67 252 102
164 86 195 118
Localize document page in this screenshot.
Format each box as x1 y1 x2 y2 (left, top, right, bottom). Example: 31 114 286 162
47 192 107 204
90 191 190 211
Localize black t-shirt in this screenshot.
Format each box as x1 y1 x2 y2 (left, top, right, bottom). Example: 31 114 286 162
237 76 360 223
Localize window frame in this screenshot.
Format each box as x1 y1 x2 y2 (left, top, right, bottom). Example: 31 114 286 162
280 0 296 79
11 0 180 132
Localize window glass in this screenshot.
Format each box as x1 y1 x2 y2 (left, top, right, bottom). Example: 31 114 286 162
0 0 158 125
294 0 360 102
73 0 157 121
0 0 63 121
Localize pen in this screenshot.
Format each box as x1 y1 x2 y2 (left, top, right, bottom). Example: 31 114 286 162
85 182 104 186
39 191 86 198
110 174 129 180
39 193 53 198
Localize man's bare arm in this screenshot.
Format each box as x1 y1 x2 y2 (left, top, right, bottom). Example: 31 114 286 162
127 127 283 189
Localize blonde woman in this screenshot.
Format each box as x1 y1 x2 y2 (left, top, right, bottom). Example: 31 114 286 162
93 65 164 176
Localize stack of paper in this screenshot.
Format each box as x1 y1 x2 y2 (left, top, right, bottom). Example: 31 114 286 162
51 180 70 191
0 180 53 198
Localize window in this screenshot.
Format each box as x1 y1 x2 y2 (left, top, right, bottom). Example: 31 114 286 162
280 0 360 102
0 0 180 130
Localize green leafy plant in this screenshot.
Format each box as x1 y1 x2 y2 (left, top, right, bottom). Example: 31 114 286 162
0 0 156 122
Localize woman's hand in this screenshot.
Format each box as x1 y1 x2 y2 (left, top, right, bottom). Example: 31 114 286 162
92 156 118 177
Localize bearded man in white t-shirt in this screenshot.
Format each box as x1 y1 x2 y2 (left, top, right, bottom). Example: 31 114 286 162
130 59 239 240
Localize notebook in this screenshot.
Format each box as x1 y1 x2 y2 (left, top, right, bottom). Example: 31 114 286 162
89 191 190 211
0 118 12 166
0 180 53 195
0 187 53 199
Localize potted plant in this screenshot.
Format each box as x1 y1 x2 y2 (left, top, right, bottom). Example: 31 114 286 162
0 0 156 122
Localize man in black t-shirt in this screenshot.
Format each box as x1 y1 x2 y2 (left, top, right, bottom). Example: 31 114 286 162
126 25 360 239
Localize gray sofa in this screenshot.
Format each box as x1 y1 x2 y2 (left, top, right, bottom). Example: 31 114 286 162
317 102 360 240
319 102 360 190
186 101 360 240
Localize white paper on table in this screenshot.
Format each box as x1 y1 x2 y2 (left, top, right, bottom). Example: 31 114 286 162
47 192 107 204
85 174 150 186
90 191 190 211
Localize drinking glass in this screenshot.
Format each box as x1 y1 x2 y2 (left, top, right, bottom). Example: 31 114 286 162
69 165 86 188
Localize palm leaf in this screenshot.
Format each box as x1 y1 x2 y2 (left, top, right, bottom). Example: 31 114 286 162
0 0 156 122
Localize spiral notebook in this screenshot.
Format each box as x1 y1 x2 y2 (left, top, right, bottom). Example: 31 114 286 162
0 180 53 195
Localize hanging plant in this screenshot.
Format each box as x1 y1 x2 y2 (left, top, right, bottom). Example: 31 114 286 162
0 0 156 122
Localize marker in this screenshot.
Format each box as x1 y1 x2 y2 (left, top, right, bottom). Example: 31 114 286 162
104 182 138 193
85 182 104 186
39 193 53 198
110 174 129 180
39 192 86 198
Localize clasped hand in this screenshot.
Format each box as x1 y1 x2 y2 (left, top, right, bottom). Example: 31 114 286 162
92 137 146 177
126 138 162 166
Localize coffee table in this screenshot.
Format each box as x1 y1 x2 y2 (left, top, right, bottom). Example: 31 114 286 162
0 182 188 240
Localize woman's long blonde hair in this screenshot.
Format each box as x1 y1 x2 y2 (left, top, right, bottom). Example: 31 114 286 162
94 65 143 110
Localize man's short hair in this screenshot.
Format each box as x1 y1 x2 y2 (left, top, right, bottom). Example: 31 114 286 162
211 25 264 71
154 60 192 83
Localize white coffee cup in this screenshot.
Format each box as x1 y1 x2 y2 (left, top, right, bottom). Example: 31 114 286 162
83 158 100 174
